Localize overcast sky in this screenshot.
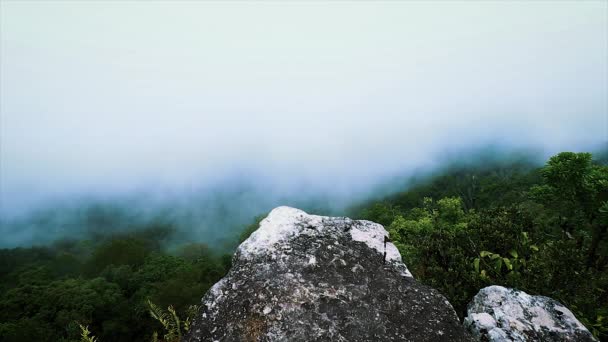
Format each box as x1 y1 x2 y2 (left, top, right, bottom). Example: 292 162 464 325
1 1 607 217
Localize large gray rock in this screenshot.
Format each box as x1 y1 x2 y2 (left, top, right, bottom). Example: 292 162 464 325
464 286 596 341
185 206 472 341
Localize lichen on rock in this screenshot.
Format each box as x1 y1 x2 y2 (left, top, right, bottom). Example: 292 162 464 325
185 206 472 341
464 285 596 341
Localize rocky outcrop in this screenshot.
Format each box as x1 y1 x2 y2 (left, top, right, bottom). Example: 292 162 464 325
185 206 472 341
464 286 596 341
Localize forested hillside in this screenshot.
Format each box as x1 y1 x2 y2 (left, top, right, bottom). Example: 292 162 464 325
0 227 232 342
352 151 608 339
1 151 606 341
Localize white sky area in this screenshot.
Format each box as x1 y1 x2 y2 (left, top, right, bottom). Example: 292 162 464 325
1 1 607 216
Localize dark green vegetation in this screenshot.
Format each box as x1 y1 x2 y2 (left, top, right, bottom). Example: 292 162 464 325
352 151 608 339
0 226 231 342
1 151 606 341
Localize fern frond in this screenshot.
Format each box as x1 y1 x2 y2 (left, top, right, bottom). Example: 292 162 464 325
167 305 182 341
147 299 171 332
79 324 98 342
183 317 191 332
183 304 199 332
186 305 200 320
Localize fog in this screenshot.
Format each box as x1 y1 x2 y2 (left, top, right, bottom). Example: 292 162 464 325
1 2 606 248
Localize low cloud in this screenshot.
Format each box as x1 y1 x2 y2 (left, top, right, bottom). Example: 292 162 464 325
1 2 606 247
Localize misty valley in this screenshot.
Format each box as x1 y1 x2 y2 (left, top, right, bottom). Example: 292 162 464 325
1 151 607 341
1 1 607 341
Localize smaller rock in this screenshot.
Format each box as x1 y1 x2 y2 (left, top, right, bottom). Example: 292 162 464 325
464 285 596 341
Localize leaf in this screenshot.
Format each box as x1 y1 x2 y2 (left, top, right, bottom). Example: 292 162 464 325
480 251 492 257
503 258 513 271
530 245 539 252
494 258 503 272
509 250 518 258
474 258 480 273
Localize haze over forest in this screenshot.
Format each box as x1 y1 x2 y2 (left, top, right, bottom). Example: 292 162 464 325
1 2 606 248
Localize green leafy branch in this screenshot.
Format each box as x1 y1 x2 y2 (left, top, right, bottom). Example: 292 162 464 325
473 232 539 281
147 299 199 342
79 324 97 342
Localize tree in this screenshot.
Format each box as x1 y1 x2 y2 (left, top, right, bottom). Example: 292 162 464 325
532 152 608 267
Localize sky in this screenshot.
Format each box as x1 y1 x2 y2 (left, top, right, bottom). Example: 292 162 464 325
1 1 607 225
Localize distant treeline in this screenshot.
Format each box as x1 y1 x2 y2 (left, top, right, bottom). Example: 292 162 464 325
0 151 606 341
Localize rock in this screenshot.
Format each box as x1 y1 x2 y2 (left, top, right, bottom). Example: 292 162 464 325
464 285 596 341
185 206 472 341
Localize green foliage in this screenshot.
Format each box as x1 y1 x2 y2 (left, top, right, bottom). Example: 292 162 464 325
474 238 534 283
359 151 608 340
79 324 98 342
147 299 199 342
0 226 230 342
85 238 152 275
